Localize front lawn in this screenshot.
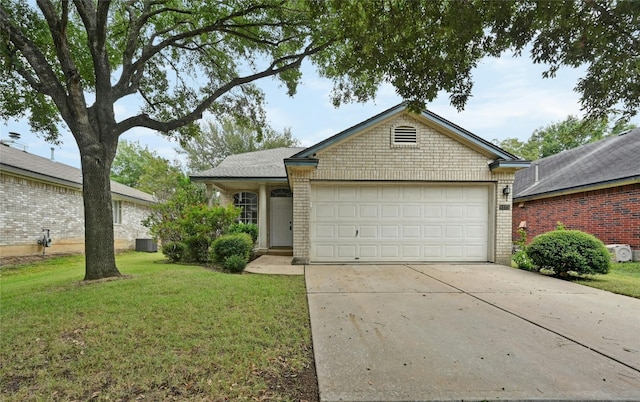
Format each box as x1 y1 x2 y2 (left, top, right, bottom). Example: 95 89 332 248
574 261 640 299
0 252 317 401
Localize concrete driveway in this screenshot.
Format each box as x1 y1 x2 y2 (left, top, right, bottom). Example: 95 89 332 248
306 263 640 401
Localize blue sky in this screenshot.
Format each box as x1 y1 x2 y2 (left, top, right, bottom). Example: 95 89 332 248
2 52 633 170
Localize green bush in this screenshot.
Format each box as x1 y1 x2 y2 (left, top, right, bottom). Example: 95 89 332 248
210 233 254 264
513 228 536 271
527 229 610 277
162 241 187 262
183 234 211 263
223 255 248 273
228 222 259 243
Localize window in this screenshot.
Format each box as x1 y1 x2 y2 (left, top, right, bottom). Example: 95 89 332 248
392 125 417 145
112 200 122 224
233 192 258 224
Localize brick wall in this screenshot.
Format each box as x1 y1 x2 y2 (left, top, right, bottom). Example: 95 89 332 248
0 172 152 257
289 113 516 265
513 183 640 249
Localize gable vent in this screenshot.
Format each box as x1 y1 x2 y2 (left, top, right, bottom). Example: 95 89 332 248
392 125 417 144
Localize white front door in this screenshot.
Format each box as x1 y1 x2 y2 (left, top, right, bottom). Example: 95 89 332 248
310 183 490 262
270 197 293 247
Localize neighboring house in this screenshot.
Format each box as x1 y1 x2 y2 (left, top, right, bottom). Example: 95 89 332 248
513 128 640 258
192 103 529 265
0 143 155 257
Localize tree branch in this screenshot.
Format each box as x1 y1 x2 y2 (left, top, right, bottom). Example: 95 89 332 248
115 40 332 135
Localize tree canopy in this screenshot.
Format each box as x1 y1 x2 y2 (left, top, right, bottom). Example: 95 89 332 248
1 0 638 279
111 140 184 200
179 118 299 173
496 115 636 160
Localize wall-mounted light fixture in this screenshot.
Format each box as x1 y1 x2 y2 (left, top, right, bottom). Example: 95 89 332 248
502 185 511 199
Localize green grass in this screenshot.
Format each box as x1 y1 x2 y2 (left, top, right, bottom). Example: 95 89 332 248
1 252 314 401
574 261 640 299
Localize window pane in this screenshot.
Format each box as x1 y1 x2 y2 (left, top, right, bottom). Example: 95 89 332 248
233 192 258 224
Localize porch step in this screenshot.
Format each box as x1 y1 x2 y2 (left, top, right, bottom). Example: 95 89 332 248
264 248 293 256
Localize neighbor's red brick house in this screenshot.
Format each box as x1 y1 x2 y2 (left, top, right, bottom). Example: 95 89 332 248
512 128 640 259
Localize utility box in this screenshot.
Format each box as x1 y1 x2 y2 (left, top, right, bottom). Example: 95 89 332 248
136 238 158 252
605 244 632 262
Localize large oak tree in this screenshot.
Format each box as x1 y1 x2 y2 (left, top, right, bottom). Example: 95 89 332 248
1 0 638 280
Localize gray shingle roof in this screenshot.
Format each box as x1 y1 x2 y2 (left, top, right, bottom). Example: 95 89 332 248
0 144 155 203
513 128 640 200
191 147 306 179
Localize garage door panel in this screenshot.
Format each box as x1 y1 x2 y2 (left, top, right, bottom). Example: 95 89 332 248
315 204 335 218
359 205 378 218
466 225 486 239
315 224 335 238
338 245 357 258
359 225 378 238
380 225 399 239
314 245 336 258
310 184 489 262
424 245 444 258
338 205 357 218
403 225 421 238
337 187 356 200
445 205 464 218
424 206 443 218
403 205 421 218
445 225 464 239
359 245 379 258
381 205 400 218
402 245 421 258
424 225 443 238
381 245 400 258
337 225 357 238
444 245 464 258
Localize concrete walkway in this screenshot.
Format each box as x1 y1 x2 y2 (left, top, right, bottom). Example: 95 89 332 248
306 263 640 401
245 255 303 275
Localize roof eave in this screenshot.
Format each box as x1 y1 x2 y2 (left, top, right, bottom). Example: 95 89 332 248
489 160 531 172
190 176 289 182
513 175 640 202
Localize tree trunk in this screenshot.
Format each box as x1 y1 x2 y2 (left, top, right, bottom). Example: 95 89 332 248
81 143 121 280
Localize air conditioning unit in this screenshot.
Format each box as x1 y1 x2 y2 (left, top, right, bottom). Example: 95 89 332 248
605 244 632 262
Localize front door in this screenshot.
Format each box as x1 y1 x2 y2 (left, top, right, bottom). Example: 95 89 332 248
270 195 293 247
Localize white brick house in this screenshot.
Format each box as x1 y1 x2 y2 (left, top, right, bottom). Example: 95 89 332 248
191 104 529 265
0 144 155 257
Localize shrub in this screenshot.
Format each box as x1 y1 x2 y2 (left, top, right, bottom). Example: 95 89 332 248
162 241 187 262
527 229 610 277
210 233 254 264
513 228 536 271
183 234 211 263
228 222 259 243
223 254 248 273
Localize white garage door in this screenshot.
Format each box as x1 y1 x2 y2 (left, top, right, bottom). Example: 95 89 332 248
310 183 490 262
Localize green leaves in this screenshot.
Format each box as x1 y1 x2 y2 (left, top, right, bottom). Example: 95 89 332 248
110 140 184 200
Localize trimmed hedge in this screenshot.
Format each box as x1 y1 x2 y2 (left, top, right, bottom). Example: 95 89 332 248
527 229 610 277
228 222 259 243
210 233 254 271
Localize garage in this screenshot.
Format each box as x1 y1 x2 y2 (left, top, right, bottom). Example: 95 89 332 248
310 183 491 262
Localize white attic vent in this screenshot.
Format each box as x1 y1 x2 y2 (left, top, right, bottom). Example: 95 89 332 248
392 125 417 145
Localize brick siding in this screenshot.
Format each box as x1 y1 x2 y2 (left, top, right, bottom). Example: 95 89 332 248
513 183 640 249
0 172 152 257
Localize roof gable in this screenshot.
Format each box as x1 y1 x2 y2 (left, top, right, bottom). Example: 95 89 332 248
514 129 640 200
290 102 519 161
0 144 155 203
